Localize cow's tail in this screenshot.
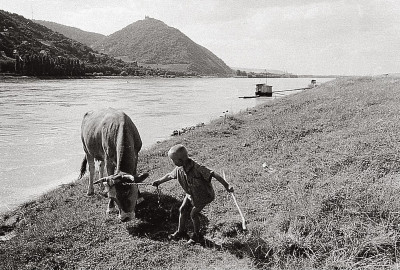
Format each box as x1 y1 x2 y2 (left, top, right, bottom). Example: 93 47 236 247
79 156 87 179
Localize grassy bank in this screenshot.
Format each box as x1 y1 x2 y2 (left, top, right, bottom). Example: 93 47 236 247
2 76 400 269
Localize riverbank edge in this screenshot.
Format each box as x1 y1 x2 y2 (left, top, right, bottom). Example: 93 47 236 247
2 76 400 269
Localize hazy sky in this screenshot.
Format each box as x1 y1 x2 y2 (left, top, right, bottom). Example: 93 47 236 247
1 0 399 75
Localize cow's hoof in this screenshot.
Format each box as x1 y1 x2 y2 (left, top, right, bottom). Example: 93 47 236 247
120 216 131 222
119 213 135 222
106 207 118 215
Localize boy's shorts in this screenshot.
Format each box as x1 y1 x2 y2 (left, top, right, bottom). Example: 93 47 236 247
184 194 207 209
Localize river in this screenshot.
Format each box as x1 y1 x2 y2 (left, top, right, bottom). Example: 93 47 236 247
0 77 333 213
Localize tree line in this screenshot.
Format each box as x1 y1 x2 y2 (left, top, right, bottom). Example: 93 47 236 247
15 54 85 76
0 51 199 77
0 53 86 76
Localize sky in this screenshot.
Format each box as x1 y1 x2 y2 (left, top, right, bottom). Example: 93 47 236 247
1 0 399 76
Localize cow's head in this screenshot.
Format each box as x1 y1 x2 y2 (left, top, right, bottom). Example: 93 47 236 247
94 172 148 222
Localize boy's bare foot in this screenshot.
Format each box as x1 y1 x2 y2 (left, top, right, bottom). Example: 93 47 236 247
168 231 188 241
187 233 204 245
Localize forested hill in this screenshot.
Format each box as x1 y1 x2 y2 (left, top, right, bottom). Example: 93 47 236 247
0 10 94 61
34 20 106 47
0 10 232 76
92 17 233 75
0 10 153 77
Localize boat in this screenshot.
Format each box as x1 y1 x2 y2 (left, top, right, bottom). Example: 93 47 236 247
255 72 273 96
255 83 273 97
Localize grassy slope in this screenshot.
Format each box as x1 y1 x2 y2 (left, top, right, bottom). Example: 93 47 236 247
2 76 400 269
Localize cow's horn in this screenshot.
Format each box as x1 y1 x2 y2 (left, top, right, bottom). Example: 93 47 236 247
121 174 135 182
94 176 112 184
121 173 149 183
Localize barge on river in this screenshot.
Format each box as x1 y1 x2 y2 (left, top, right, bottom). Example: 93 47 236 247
255 83 273 97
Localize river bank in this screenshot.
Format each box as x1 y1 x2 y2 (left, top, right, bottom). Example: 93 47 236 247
2 76 400 269
0 77 327 214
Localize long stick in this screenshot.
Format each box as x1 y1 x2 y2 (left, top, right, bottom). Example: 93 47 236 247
223 171 247 230
231 192 247 230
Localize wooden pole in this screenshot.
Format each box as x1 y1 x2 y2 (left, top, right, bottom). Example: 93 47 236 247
223 171 247 230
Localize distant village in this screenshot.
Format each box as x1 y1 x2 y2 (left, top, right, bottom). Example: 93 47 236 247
235 69 298 78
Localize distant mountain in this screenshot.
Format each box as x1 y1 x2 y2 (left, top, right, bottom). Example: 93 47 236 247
92 17 233 75
34 20 106 47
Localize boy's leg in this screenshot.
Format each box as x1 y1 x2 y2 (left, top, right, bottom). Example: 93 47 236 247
177 195 192 233
187 204 207 244
190 204 206 236
170 195 192 240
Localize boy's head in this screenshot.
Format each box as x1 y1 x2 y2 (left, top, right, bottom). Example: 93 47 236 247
168 144 189 166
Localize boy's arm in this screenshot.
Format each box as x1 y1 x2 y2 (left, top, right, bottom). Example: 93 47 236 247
212 172 234 192
152 173 174 187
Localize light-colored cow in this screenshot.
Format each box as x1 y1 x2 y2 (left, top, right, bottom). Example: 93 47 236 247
79 108 148 221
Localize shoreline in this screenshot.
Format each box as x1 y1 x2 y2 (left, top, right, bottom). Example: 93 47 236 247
0 78 320 216
0 77 324 217
0 122 206 216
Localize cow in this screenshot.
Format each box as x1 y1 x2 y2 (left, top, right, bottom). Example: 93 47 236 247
79 108 148 221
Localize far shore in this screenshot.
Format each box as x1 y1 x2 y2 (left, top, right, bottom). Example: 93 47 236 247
0 73 343 81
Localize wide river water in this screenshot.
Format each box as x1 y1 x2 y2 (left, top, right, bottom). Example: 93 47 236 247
0 77 333 213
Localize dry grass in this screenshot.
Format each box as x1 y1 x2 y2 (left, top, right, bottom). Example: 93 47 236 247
2 76 400 269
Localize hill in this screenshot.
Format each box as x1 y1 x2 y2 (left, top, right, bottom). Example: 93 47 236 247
1 10 169 77
0 9 123 76
92 17 233 76
34 20 106 47
2 76 400 269
0 10 93 61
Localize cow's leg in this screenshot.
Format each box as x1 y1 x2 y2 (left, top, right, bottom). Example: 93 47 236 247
133 149 145 204
99 160 105 178
98 160 105 191
105 158 116 213
105 157 115 177
87 156 95 196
